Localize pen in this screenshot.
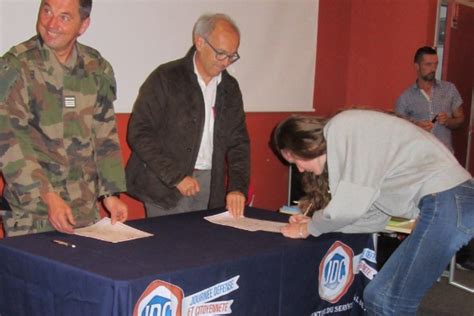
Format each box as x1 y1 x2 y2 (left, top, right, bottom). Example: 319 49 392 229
431 114 438 123
302 202 313 217
52 239 76 248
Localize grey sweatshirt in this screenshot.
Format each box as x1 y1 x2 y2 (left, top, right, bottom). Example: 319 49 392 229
308 110 472 237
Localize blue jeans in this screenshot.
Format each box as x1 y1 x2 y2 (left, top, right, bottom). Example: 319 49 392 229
364 179 474 315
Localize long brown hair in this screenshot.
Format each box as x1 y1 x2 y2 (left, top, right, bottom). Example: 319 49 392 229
272 115 331 215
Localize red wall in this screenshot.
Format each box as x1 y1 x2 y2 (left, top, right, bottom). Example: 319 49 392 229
0 0 439 237
114 114 146 220
313 0 352 116
346 0 437 109
313 0 437 113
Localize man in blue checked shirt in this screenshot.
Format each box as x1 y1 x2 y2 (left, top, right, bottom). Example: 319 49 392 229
395 46 464 153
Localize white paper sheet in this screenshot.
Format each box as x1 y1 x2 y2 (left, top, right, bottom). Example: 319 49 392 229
204 211 286 233
74 218 153 243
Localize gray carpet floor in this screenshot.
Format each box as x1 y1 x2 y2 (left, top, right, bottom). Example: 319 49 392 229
419 268 474 315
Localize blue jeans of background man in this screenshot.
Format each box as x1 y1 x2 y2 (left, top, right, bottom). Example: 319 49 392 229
364 179 474 315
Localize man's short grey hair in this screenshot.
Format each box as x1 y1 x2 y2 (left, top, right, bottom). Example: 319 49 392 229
193 13 240 43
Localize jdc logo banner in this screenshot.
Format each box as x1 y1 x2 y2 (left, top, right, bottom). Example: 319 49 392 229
134 276 239 316
319 241 354 303
133 280 184 316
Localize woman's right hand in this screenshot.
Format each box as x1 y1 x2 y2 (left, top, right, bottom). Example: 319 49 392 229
289 214 311 224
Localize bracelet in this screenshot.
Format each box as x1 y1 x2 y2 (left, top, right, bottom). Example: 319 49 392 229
299 224 305 238
98 193 120 202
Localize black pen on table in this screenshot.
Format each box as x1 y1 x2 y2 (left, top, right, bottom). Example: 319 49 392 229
52 239 76 248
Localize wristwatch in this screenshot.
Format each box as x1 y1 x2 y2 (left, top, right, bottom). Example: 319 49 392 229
98 193 120 202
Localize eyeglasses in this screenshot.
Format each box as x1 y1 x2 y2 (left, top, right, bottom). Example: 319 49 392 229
204 38 240 64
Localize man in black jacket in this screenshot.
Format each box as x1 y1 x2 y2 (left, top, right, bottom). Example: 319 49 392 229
126 13 250 218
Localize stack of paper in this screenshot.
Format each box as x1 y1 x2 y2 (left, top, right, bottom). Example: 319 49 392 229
279 205 300 215
75 218 153 243
385 217 416 234
205 211 286 233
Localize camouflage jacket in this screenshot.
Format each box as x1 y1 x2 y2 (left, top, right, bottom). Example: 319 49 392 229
0 36 126 228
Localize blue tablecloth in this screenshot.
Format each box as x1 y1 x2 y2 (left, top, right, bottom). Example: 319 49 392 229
0 208 376 315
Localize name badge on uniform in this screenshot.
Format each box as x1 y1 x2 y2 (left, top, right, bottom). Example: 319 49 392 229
64 96 76 108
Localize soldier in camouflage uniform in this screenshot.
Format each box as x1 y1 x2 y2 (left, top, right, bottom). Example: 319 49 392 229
0 0 128 236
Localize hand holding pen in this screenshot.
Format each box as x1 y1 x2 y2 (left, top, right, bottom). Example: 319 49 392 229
435 112 449 126
289 202 312 224
283 202 312 238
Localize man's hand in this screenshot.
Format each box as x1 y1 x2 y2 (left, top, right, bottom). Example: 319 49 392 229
176 176 200 197
103 196 128 224
226 191 246 218
437 107 464 129
417 120 434 131
43 191 75 234
437 112 449 125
